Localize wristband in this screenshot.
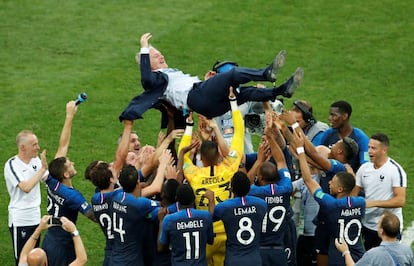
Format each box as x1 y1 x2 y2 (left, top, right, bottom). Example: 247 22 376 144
291 122 300 130
342 250 350 257
296 147 305 154
229 96 237 101
185 121 194 126
71 230 80 237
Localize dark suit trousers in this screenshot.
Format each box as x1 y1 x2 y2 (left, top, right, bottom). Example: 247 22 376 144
187 66 276 118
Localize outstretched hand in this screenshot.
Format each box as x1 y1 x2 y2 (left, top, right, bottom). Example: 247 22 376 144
140 32 152 48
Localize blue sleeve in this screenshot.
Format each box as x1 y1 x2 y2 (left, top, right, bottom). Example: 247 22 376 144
328 159 346 174
311 131 324 145
137 198 160 218
205 214 215 244
354 128 369 165
213 203 225 222
313 188 336 209
313 129 329 146
159 216 171 245
69 190 91 214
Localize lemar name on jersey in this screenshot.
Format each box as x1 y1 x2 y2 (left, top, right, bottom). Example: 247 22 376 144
234 206 257 216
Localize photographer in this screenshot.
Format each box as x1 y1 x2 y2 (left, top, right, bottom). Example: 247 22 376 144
290 100 328 144
18 215 87 266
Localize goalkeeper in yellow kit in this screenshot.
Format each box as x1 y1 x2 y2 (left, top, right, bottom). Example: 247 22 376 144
178 86 244 266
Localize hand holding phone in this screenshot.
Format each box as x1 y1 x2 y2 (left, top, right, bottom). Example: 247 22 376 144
49 216 62 226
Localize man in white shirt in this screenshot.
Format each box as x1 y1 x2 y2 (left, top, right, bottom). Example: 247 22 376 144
4 130 48 265
354 132 407 250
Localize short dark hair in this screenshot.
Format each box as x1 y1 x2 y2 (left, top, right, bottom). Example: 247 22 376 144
371 132 390 147
88 161 112 190
258 161 278 182
162 179 180 204
231 171 251 197
119 165 138 193
200 141 219 165
331 100 352 118
342 137 359 162
381 211 400 238
335 172 355 193
85 160 99 180
49 157 67 182
176 184 195 206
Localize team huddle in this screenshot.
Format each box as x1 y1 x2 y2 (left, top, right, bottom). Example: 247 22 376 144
5 33 412 266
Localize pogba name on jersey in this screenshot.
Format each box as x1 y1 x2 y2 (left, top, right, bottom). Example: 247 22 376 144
234 206 256 216
176 220 204 230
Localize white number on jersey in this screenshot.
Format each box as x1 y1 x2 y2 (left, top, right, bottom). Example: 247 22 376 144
182 231 200 259
262 205 286 233
338 218 362 245
236 217 255 245
112 212 126 242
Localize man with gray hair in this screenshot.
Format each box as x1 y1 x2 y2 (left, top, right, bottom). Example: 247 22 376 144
4 130 48 265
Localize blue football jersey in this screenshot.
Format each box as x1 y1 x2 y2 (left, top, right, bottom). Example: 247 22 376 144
91 189 123 264
213 196 267 266
42 175 92 266
249 168 293 247
110 191 159 265
160 208 214 266
313 188 366 265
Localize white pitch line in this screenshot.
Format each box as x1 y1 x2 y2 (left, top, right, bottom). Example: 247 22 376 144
401 220 414 246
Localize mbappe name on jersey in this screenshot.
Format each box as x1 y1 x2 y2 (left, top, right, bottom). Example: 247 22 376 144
341 208 362 217
176 220 204 230
234 206 256 216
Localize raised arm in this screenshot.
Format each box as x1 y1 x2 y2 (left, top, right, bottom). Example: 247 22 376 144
18 215 50 265
246 140 271 184
55 101 78 158
112 120 134 182
264 112 287 169
209 118 230 157
292 130 320 195
142 149 173 197
60 216 88 266
140 129 184 179
17 150 48 193
284 110 332 171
